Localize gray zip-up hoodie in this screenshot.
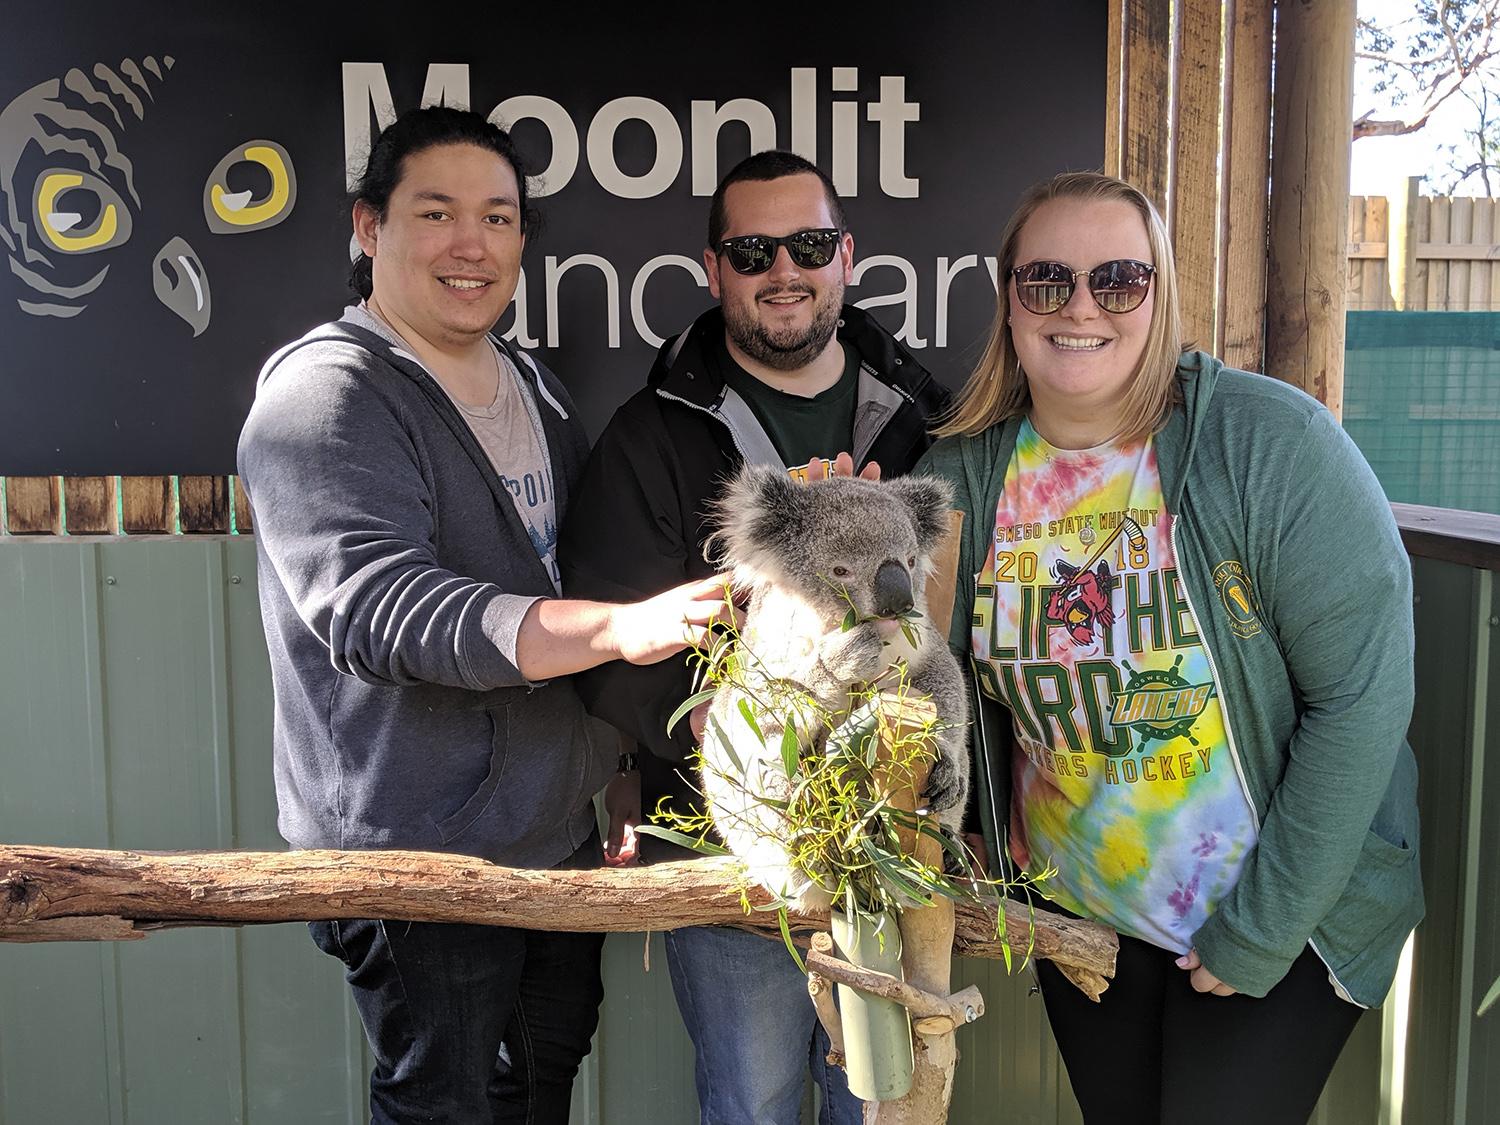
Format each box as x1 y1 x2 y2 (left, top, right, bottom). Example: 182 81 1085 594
237 314 608 867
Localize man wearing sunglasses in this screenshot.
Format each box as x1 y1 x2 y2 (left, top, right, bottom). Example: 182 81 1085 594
559 150 949 1124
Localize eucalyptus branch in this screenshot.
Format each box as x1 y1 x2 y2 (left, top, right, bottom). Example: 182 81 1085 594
653 600 1047 971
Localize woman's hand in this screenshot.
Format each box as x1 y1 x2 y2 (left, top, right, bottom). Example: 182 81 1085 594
1176 948 1238 997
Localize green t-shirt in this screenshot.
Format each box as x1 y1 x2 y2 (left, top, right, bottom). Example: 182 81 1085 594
709 332 859 471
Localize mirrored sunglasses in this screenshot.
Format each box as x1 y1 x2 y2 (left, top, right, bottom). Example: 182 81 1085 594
1011 258 1156 315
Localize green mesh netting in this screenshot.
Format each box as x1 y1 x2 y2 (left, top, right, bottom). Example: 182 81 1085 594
1344 311 1500 517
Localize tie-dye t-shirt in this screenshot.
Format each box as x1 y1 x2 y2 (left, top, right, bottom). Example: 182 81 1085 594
972 420 1257 953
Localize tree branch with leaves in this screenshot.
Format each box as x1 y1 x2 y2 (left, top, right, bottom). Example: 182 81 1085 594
1355 0 1500 141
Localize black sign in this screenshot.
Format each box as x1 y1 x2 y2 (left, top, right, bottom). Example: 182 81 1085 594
0 2 1105 474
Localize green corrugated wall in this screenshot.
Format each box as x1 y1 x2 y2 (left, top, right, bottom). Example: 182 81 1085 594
1 538 1457 1124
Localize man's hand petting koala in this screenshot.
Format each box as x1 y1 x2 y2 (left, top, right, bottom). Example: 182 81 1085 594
803 452 882 481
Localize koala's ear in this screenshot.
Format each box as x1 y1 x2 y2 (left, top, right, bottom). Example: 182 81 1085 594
713 465 807 566
890 474 954 552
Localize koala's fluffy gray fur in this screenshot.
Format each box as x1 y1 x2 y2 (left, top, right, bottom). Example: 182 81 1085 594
699 466 970 909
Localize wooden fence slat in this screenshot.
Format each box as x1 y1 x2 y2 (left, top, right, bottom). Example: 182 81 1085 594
1173 0 1225 352
1219 0 1273 370
4 476 62 535
1475 200 1495 311
1414 196 1432 311
1365 195 1389 311
1450 197 1474 309
1490 200 1500 309
120 476 174 535
61 477 117 535
1348 195 1368 311
178 475 230 534
1122 0 1173 218
1410 196 1434 313
1430 196 1451 311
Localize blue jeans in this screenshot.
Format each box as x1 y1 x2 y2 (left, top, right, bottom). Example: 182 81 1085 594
309 838 604 1124
665 925 863 1125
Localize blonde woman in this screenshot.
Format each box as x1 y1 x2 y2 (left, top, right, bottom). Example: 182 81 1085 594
918 172 1423 1123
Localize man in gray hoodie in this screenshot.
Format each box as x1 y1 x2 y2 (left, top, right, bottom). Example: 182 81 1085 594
237 107 731 1125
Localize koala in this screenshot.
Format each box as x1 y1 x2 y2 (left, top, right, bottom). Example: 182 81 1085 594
698 465 971 910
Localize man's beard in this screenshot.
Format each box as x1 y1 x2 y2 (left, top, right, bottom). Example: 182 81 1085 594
723 282 843 371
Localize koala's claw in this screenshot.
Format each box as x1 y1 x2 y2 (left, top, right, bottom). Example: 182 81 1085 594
921 754 964 814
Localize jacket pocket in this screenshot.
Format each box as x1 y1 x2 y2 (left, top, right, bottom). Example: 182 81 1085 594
1314 825 1424 980
434 705 511 844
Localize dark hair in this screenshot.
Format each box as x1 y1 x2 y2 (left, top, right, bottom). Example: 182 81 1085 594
348 106 535 299
706 150 847 249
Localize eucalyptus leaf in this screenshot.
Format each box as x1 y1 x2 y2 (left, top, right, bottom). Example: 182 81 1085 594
666 687 719 737
779 722 800 778
777 908 807 974
634 824 731 856
841 607 857 632
738 699 766 745
705 714 744 773
1479 972 1500 1018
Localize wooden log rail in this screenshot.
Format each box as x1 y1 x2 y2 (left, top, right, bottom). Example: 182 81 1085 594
0 846 1117 987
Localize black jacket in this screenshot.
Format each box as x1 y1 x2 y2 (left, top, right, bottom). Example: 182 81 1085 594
560 304 950 860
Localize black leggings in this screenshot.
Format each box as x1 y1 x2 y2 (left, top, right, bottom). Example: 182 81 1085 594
1037 934 1363 1124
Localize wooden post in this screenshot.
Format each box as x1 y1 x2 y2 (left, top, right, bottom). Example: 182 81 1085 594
231 476 254 534
62 477 119 535
178 475 230 534
1388 175 1422 311
3 477 61 534
1220 0 1275 370
2 477 62 535
859 514 966 1122
1121 0 1174 219
120 476 174 534
1265 0 1356 418
1174 0 1227 354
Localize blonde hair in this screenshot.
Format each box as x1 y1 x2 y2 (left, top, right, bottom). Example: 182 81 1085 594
934 172 1185 442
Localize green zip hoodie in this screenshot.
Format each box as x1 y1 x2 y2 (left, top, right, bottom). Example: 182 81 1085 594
916 351 1424 1007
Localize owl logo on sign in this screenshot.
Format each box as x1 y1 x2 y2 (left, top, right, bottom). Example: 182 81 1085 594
0 55 297 337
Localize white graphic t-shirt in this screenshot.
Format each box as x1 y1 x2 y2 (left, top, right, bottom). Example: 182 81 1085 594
346 305 559 591
971 420 1257 952
450 342 559 592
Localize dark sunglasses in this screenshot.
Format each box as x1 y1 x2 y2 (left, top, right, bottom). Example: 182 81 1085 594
716 228 843 275
1011 258 1156 315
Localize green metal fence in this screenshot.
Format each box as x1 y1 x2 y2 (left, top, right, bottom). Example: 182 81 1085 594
1345 312 1500 517
4 537 1477 1123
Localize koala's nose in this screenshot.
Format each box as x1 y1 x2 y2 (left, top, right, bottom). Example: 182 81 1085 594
873 559 914 617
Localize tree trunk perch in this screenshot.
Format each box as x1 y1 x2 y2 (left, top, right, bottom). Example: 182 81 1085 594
0 845 1115 982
